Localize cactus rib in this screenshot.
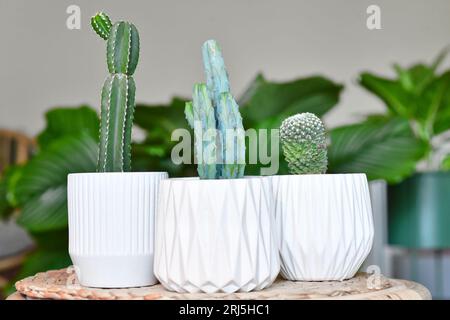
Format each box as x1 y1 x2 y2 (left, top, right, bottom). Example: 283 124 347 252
98 74 135 171
190 84 217 178
107 21 139 75
202 40 230 103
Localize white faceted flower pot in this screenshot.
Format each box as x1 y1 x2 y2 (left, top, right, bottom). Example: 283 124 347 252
68 172 168 288
272 174 374 281
154 177 280 293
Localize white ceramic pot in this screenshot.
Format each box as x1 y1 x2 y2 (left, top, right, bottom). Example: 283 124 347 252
68 172 168 288
272 173 374 281
154 177 280 293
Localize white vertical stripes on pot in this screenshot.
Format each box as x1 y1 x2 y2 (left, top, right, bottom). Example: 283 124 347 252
68 172 168 288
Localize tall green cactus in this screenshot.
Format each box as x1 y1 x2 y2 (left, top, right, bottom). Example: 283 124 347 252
185 40 245 179
280 112 328 174
91 12 140 172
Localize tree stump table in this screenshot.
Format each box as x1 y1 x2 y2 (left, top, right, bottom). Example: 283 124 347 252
6 267 431 300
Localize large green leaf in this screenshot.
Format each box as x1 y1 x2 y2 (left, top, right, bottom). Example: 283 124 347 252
239 74 343 129
359 73 414 118
133 98 196 176
394 48 447 95
328 116 430 184
442 155 450 171
19 247 71 275
14 134 98 232
394 64 433 95
37 106 99 148
361 70 450 139
135 98 188 133
360 51 450 141
0 166 22 219
1 106 101 231
424 71 450 135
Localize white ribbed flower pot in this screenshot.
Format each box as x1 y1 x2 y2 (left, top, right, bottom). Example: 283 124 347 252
68 172 168 288
154 177 280 293
272 174 374 281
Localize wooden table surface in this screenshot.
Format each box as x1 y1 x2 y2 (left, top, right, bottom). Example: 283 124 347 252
6 267 431 300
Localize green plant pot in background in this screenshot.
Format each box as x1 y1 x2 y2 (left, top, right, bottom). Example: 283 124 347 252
388 172 450 249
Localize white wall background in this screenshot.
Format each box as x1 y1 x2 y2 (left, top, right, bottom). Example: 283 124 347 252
1 0 450 135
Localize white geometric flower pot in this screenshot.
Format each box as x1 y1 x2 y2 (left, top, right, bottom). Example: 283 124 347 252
154 177 280 293
68 172 168 288
271 173 374 281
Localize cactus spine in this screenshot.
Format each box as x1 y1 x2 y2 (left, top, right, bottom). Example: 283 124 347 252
91 12 140 172
185 40 245 179
280 112 328 174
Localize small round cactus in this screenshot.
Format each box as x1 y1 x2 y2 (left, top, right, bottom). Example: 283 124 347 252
280 112 328 174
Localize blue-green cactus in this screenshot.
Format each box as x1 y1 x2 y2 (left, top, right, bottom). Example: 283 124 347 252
280 112 328 174
185 40 245 179
91 12 140 172
188 84 217 179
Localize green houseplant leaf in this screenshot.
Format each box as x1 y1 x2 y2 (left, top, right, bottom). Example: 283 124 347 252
359 50 450 141
134 97 189 151
2 107 99 225
424 71 450 135
37 106 99 149
13 133 98 232
441 154 450 171
133 98 195 176
360 70 450 139
359 73 413 118
239 74 343 129
393 48 447 96
328 116 430 183
0 166 23 219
